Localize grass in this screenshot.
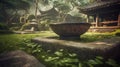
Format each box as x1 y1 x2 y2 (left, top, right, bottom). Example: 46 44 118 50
80 32 115 42
47 32 116 43
0 31 57 53
0 31 119 67
0 31 116 53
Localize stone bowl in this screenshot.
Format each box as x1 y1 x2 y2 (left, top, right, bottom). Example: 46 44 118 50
50 23 91 38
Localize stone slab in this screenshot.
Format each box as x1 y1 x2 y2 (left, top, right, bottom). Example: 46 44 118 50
32 37 120 61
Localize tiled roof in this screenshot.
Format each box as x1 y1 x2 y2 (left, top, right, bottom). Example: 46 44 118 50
80 0 120 12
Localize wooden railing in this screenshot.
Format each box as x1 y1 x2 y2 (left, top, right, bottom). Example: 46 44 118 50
91 20 118 27
101 20 118 24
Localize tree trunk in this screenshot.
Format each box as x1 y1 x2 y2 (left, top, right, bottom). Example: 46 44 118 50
35 0 38 22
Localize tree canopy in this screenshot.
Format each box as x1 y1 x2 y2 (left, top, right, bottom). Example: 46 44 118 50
0 0 32 23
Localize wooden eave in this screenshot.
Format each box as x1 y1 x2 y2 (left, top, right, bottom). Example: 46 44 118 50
79 0 120 15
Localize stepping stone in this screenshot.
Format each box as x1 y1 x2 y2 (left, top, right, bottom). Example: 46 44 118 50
0 50 45 67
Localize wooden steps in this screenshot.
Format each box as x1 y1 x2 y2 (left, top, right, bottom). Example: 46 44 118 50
89 26 120 32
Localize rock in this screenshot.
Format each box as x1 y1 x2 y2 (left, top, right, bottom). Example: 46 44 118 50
0 50 45 67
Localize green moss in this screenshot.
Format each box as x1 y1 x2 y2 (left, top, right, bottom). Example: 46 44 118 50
80 32 115 42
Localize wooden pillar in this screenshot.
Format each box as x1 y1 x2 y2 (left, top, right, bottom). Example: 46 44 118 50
96 14 99 27
86 15 89 23
94 16 96 22
118 13 120 26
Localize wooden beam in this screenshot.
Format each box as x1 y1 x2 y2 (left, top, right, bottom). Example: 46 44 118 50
94 16 96 22
96 14 99 27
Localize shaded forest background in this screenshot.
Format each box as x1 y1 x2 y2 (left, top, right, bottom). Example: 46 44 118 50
0 0 95 31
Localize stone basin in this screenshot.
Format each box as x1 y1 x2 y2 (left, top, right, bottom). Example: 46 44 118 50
50 23 91 38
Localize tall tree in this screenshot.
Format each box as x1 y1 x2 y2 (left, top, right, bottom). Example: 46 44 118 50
35 0 39 22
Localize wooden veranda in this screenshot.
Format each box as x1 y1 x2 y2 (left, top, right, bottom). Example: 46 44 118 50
79 0 120 32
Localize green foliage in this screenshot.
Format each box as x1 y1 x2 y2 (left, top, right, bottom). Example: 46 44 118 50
0 23 9 30
41 49 79 67
106 59 120 67
39 20 51 31
0 30 13 34
0 0 32 23
84 56 104 67
54 1 71 13
10 27 20 31
20 22 29 31
0 23 13 34
0 0 31 9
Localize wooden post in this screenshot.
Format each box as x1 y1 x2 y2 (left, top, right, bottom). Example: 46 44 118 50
118 13 120 26
94 16 96 22
96 14 99 27
86 15 89 23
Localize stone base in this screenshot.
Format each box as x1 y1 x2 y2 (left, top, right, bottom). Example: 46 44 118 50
59 35 80 40
32 37 120 61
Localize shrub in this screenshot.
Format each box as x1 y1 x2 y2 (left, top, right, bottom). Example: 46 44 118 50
0 30 13 34
10 27 20 31
115 29 120 36
0 23 13 34
0 23 9 30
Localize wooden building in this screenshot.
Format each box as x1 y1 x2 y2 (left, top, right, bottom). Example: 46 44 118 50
79 0 120 32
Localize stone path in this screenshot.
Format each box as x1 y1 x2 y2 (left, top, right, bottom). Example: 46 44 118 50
32 37 120 50
0 50 45 67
